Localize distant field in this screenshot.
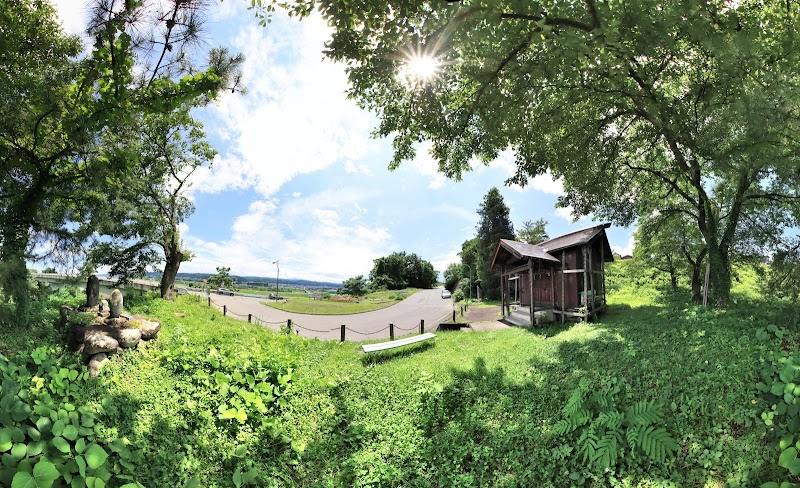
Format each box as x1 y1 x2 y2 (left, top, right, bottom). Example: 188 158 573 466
262 289 420 314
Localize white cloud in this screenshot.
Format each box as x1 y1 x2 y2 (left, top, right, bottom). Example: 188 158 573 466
612 234 636 257
345 160 373 176
190 13 379 198
51 0 88 36
180 188 390 282
554 206 592 223
291 192 302 198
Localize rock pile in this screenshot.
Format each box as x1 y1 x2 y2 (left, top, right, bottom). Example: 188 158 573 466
62 275 161 377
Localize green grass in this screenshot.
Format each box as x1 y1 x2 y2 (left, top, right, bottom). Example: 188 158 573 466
262 288 421 315
1 262 794 486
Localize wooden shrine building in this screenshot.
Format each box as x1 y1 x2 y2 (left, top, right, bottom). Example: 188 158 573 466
489 223 614 325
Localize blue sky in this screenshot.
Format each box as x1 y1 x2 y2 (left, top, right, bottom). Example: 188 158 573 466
54 1 634 283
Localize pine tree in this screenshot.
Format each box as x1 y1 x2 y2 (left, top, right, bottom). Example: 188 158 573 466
476 188 514 300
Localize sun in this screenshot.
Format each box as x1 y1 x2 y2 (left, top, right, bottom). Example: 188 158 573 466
400 54 441 83
396 40 445 88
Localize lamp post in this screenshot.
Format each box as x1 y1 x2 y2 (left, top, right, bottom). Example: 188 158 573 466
272 260 280 295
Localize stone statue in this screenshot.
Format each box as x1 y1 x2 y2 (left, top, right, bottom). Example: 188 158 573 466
109 289 123 319
86 275 100 308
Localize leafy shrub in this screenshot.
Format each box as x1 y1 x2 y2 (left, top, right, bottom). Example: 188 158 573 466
554 377 678 479
453 289 465 302
755 324 800 484
0 347 142 487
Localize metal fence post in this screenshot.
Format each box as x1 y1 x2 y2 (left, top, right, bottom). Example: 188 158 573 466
390 323 394 341
340 324 345 342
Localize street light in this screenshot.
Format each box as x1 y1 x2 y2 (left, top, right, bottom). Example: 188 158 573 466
272 260 280 295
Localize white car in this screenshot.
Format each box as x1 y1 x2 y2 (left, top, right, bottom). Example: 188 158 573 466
217 288 235 296
441 289 452 299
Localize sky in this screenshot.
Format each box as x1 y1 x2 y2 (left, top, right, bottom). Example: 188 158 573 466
53 1 634 283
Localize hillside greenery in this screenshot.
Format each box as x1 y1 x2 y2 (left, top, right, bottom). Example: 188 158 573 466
0 259 797 486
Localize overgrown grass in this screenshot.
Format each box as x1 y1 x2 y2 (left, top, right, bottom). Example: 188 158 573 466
263 288 421 315
1 263 796 486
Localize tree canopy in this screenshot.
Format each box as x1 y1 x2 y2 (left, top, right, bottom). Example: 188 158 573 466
265 0 800 307
370 252 438 290
89 106 220 300
517 219 549 245
0 0 242 315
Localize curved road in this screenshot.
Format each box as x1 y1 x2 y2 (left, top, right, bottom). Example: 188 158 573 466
205 288 454 341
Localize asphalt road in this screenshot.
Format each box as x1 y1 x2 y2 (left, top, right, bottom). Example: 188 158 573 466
205 288 454 341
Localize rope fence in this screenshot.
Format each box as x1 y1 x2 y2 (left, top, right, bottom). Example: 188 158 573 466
206 296 430 342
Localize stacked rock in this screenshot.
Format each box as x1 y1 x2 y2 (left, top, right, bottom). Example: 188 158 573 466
64 276 161 377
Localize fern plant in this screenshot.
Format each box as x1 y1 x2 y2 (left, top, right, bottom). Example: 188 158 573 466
553 378 678 472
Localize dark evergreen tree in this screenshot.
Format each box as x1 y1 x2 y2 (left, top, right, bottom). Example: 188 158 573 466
476 188 514 300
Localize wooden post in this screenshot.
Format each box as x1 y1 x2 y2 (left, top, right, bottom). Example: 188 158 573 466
390 323 394 340
551 268 555 312
248 313 252 323
600 241 606 308
588 246 595 321
288 319 292 333
561 252 566 324
505 272 512 316
529 259 535 327
420 319 424 334
453 310 456 322
207 296 211 307
500 265 506 317
223 305 227 316
583 246 589 323
340 325 345 342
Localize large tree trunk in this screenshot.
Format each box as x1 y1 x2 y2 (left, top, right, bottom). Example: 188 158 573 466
0 208 33 320
160 239 183 300
0 231 30 318
706 243 731 307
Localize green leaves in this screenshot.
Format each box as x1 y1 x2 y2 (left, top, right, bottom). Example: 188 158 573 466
84 445 108 471
556 379 677 472
11 458 59 488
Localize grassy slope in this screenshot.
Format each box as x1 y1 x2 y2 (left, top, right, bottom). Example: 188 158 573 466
262 289 421 315
0 263 791 486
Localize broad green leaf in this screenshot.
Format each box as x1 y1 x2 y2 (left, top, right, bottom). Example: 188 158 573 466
10 443 26 462
75 439 86 454
62 425 78 442
33 458 60 487
51 421 65 438
52 437 71 454
242 468 258 484
84 445 108 470
76 456 86 478
10 402 31 423
779 447 797 469
232 467 242 488
0 430 12 452
26 441 46 457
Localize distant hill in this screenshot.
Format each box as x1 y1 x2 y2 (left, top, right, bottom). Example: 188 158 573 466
145 272 341 290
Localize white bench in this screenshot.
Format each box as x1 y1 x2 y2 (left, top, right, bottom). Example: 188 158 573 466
361 333 436 353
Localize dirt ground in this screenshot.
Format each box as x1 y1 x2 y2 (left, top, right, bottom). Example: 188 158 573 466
462 305 511 332
463 305 502 322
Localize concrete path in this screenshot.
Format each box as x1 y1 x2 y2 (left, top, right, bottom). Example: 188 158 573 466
204 288 454 342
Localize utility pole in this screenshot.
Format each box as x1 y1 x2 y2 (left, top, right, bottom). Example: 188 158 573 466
272 260 280 294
